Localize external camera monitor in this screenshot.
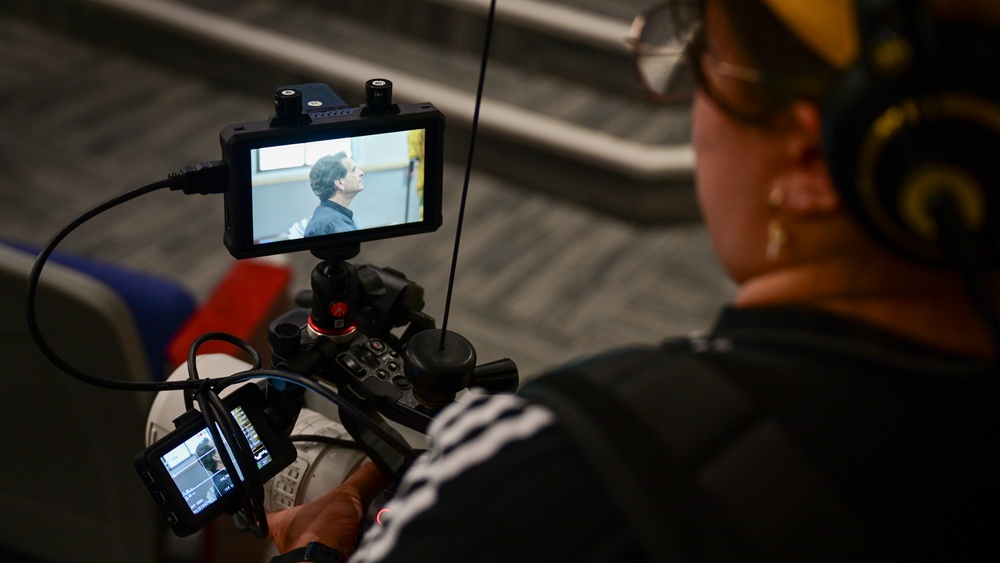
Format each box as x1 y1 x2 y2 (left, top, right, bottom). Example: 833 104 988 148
220 100 445 259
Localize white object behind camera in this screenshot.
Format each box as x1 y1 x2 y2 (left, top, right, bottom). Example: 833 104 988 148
145 353 428 513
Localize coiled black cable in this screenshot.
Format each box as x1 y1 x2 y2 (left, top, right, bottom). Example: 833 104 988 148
186 332 269 536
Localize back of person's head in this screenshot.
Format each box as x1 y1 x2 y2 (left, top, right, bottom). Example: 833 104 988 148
310 151 349 201
195 439 218 472
680 0 1000 269
631 0 1000 349
711 1 1000 115
749 0 1000 269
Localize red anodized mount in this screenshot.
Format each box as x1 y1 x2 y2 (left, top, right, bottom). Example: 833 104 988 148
307 300 356 336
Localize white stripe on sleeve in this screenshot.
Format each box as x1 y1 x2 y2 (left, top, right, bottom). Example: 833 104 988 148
351 395 555 561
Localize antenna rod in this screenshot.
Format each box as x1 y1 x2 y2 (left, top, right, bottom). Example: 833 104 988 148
439 0 498 350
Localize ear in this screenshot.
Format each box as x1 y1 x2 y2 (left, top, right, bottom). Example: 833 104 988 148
333 177 345 191
776 101 841 217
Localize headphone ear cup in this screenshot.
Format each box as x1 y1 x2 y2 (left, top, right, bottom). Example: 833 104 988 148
822 20 1000 268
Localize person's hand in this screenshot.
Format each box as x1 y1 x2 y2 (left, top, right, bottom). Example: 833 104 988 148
267 461 391 557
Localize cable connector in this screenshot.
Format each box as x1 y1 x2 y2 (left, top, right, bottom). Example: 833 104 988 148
169 160 228 195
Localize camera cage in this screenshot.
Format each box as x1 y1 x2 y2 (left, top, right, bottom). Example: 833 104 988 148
220 84 445 260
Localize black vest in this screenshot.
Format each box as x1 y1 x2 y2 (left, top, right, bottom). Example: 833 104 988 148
521 324 999 562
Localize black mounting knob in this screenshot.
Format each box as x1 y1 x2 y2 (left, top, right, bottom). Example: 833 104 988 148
275 88 302 120
404 329 476 408
269 322 301 361
365 79 393 113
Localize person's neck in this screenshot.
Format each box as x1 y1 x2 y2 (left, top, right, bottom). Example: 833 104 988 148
330 192 354 208
735 257 999 358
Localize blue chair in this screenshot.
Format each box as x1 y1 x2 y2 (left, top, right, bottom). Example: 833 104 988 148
1 240 196 380
0 242 195 562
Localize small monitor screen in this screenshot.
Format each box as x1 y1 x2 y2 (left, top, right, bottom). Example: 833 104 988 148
158 405 273 516
248 129 428 245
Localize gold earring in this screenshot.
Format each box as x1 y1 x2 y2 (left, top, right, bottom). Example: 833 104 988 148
766 188 787 260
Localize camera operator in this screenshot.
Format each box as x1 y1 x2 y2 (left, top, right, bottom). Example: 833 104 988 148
267 0 1000 561
304 151 365 237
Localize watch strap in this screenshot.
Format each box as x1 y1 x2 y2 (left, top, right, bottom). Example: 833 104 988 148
270 541 345 563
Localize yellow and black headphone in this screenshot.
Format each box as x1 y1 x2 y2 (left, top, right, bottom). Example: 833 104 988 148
818 0 1000 268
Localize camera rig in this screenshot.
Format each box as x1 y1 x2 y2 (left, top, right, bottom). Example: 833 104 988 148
258 242 519 476
271 254 518 436
29 79 518 539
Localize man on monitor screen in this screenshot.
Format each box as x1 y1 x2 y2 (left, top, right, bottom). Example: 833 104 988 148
194 438 234 506
304 151 365 236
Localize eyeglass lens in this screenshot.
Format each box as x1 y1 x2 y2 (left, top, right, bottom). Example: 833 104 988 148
633 3 701 103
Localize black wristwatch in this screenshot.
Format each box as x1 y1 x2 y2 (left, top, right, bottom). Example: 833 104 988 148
270 542 346 563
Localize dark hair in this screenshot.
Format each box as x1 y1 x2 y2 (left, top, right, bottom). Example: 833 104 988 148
709 0 841 122
195 439 219 472
309 151 349 201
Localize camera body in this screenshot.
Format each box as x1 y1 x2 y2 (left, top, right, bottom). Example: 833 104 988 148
220 83 445 259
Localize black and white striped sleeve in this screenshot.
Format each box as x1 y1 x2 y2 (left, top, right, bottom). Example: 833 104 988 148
350 393 641 562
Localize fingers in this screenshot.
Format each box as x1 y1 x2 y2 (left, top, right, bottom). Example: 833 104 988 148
265 460 393 554
266 488 359 554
